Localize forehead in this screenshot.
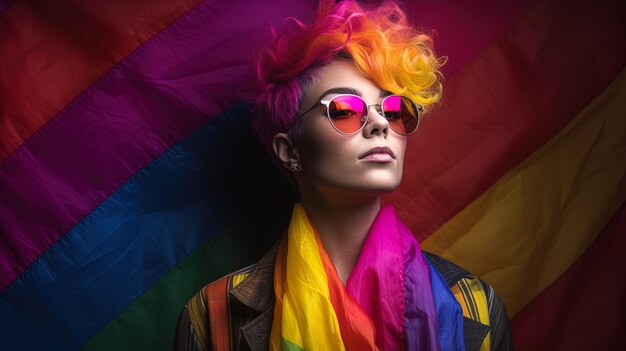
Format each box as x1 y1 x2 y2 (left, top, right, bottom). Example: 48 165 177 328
304 60 383 102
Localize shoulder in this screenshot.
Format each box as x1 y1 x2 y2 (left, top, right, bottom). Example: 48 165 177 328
172 281 211 351
173 245 278 351
172 267 251 351
423 251 475 286
423 252 514 351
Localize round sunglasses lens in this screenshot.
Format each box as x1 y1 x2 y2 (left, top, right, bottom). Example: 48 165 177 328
328 96 367 133
382 96 419 135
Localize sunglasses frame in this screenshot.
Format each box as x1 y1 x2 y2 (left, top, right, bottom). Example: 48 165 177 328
287 93 422 136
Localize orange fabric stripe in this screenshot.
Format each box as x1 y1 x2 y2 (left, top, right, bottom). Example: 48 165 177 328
315 232 378 351
205 277 231 351
0 0 202 163
450 284 470 318
386 0 626 242
422 65 626 316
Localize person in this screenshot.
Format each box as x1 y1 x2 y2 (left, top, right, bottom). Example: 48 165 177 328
173 1 512 350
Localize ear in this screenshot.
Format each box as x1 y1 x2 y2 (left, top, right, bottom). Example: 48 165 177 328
272 132 301 171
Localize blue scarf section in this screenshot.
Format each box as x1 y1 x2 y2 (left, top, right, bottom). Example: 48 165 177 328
425 256 465 351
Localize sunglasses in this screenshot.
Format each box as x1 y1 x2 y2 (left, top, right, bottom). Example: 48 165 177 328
287 94 422 135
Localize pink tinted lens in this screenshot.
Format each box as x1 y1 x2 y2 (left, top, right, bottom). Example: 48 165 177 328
382 95 418 135
328 95 367 133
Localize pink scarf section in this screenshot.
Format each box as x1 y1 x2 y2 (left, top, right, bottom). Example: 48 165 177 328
346 204 439 351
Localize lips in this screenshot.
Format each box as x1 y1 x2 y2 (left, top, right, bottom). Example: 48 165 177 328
358 146 396 160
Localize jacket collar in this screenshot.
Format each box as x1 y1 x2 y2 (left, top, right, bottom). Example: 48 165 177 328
230 244 278 351
230 243 278 312
230 246 491 351
423 251 491 350
423 251 475 286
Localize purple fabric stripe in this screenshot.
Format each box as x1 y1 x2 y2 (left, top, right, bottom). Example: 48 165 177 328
346 205 440 350
402 223 441 351
347 205 405 350
0 0 315 290
0 0 15 17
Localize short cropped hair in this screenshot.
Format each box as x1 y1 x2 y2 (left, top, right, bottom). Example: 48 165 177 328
252 0 444 159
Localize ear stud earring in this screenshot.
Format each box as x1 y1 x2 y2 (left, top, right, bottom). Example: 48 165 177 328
290 164 302 173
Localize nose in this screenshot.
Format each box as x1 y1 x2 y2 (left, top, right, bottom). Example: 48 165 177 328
363 104 389 138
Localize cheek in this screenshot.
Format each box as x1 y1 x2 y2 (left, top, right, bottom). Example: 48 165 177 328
297 117 345 165
395 138 407 165
296 120 408 191
301 131 351 171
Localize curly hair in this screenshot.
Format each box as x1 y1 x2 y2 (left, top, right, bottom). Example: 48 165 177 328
252 0 444 158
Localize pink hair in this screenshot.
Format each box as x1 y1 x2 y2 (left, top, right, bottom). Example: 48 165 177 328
252 0 444 158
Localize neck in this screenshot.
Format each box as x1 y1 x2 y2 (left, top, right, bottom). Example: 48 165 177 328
299 186 381 285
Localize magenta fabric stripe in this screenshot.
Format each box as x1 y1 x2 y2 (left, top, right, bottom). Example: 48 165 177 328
343 205 462 350
346 205 407 350
0 0 315 290
0 0 535 291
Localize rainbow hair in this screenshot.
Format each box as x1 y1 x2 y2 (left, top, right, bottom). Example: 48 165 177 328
253 0 444 158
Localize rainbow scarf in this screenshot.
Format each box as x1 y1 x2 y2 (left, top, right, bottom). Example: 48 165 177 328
270 203 465 351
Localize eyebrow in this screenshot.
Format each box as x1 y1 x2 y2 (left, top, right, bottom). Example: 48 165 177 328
318 87 392 101
318 87 362 100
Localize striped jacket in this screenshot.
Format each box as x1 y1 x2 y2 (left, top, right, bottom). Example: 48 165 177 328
173 244 513 351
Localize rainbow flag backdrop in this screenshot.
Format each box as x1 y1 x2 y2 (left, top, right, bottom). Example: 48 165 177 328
0 0 624 350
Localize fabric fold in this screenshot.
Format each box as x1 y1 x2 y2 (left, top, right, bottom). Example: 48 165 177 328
271 203 464 350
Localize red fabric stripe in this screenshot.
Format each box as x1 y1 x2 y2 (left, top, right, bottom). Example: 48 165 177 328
510 202 626 350
315 233 378 351
0 0 532 168
0 0 315 291
406 0 535 78
387 0 626 241
0 0 15 16
0 0 201 163
205 277 231 351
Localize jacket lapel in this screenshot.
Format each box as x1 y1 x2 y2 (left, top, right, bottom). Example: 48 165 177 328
229 244 278 351
228 246 490 351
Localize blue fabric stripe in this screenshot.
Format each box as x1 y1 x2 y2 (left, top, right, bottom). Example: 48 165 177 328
0 103 294 350
426 256 466 351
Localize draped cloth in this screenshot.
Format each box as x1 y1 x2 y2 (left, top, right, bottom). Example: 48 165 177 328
270 203 464 350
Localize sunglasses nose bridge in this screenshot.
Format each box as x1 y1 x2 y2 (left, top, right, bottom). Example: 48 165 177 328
363 102 391 136
365 102 383 117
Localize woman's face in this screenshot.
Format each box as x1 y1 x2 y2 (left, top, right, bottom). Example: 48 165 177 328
294 60 407 194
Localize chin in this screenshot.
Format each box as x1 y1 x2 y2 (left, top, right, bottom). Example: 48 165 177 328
360 171 403 192
349 177 402 193
312 168 403 194
315 177 401 195
364 182 401 193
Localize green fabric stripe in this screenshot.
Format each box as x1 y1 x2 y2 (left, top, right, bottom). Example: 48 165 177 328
80 224 280 351
282 339 305 351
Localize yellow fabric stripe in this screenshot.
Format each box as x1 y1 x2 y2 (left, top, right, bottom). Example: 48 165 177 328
269 204 346 350
231 273 249 288
423 67 626 317
451 278 491 351
459 280 479 321
187 291 208 350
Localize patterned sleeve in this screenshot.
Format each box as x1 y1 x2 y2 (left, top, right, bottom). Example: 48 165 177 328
480 279 514 351
173 290 210 351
